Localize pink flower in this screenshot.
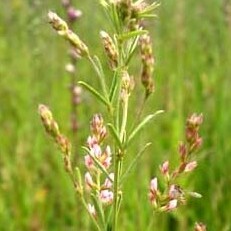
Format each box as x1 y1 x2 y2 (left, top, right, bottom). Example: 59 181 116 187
67 7 82 21
101 145 112 169
149 177 158 204
85 172 94 189
163 199 178 211
184 161 197 172
87 203 96 217
99 190 113 204
104 173 114 189
90 144 102 158
87 136 98 148
84 155 94 169
160 161 169 176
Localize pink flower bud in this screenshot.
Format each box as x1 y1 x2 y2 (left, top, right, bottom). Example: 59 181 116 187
101 146 112 169
84 155 94 169
87 203 96 217
165 199 178 211
150 177 158 192
90 144 102 158
184 161 197 172
87 136 98 148
100 190 113 204
149 177 158 204
85 172 94 189
104 173 114 189
67 7 82 22
160 161 169 176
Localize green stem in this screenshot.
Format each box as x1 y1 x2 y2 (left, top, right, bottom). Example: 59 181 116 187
120 96 128 142
112 154 120 231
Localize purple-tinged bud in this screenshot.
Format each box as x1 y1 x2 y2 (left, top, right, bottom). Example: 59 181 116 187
100 190 114 204
84 155 94 169
178 142 187 161
184 161 197 172
163 199 178 211
104 173 114 189
160 161 169 176
67 7 82 22
187 113 203 128
149 177 158 205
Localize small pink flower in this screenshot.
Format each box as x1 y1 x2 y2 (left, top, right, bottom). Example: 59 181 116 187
160 161 169 176
184 161 197 172
84 155 94 169
90 144 102 158
100 190 113 204
67 7 82 21
87 136 98 148
101 145 112 169
149 177 158 204
85 172 94 189
87 203 96 217
104 173 114 189
164 199 178 211
150 177 158 192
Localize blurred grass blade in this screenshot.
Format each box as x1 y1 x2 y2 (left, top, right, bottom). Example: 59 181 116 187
78 81 109 107
127 110 164 146
120 142 151 185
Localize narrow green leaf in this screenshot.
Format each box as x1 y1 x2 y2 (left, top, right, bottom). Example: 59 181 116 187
78 81 109 107
118 30 148 42
109 71 118 103
88 55 109 99
91 194 106 230
120 142 152 185
127 110 164 145
107 123 123 148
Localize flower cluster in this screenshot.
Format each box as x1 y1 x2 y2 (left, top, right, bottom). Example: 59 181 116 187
100 31 118 69
149 114 203 212
84 114 114 217
38 104 72 172
48 11 89 57
139 33 155 98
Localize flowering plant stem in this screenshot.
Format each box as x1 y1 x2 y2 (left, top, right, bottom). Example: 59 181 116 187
40 1 206 231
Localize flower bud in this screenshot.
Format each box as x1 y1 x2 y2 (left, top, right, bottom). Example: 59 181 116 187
100 31 118 69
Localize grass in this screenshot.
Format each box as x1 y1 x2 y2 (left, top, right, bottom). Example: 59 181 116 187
0 0 231 230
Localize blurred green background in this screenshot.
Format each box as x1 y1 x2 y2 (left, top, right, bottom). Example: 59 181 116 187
0 0 231 230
